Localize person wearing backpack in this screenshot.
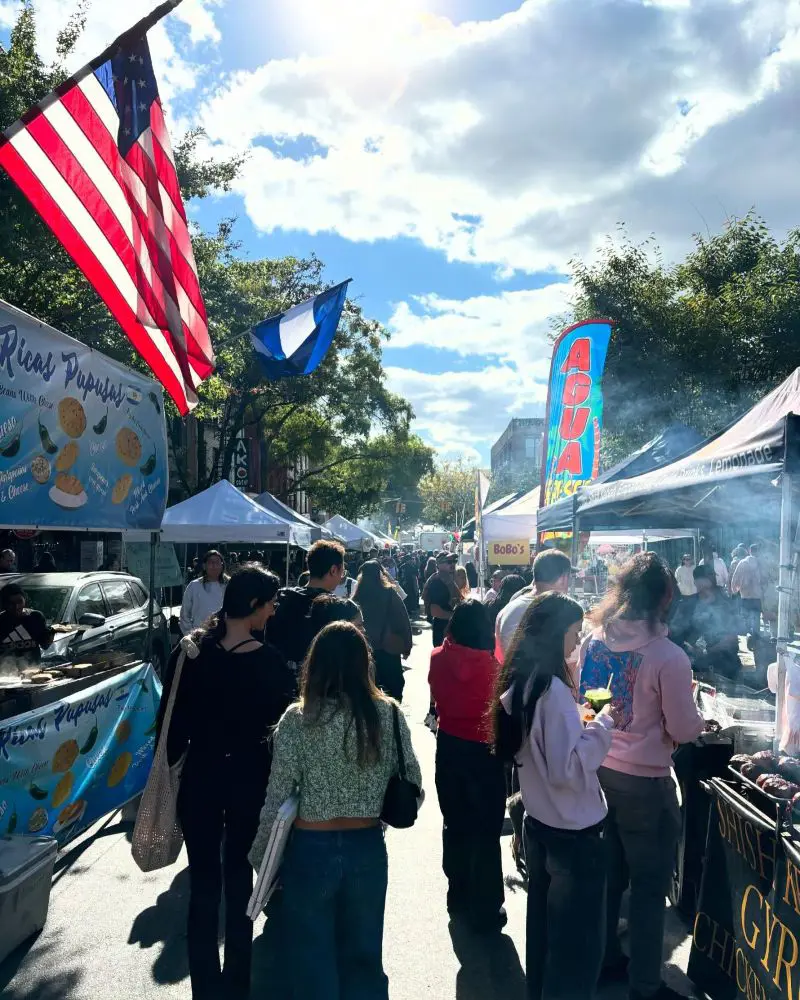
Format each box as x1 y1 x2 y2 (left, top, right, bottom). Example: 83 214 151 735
156 565 296 1000
355 560 413 701
492 592 618 1000
266 540 357 669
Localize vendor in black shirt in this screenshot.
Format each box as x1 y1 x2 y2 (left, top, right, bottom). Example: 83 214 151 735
684 564 741 679
422 552 460 647
0 583 53 668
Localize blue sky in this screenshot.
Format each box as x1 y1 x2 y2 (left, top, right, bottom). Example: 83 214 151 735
1 0 798 465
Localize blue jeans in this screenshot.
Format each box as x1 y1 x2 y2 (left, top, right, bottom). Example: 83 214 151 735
281 826 389 1000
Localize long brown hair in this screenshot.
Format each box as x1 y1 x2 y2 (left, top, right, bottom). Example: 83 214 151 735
300 621 387 766
589 551 673 635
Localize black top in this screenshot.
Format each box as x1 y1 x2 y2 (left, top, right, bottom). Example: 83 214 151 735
157 639 296 782
0 609 50 666
266 585 329 663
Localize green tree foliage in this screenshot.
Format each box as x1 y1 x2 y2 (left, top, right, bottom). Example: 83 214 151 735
485 464 540 507
418 459 478 529
569 215 800 464
0 4 433 517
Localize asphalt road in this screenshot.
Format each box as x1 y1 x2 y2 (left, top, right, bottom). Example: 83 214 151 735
0 621 696 999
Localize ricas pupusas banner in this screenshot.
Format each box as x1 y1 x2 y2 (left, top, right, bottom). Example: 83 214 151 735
541 320 612 507
0 300 167 530
0 663 160 846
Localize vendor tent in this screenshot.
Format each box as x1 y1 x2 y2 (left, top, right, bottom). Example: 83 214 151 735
254 490 329 543
157 480 298 543
537 424 703 533
460 492 521 542
482 486 541 542
571 371 800 530
323 515 385 551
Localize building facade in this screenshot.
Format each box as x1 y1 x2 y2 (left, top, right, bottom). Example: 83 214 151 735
490 418 545 479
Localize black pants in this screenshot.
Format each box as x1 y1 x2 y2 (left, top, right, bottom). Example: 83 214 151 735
374 649 404 702
524 814 606 1000
435 730 506 923
178 757 266 1000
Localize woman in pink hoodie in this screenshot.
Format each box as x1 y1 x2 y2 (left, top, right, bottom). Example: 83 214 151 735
581 552 704 1000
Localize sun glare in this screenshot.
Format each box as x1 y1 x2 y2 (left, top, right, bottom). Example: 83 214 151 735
289 0 434 55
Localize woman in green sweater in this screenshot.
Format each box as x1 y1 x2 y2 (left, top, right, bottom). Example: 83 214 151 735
250 621 422 999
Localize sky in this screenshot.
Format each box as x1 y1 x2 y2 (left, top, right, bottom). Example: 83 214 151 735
1 0 800 465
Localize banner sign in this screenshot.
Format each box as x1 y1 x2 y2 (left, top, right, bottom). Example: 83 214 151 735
487 540 530 566
0 663 160 846
541 319 612 507
0 300 168 530
687 779 800 1000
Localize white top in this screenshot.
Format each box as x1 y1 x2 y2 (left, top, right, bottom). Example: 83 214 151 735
675 564 697 596
180 579 226 635
502 678 613 830
494 591 534 662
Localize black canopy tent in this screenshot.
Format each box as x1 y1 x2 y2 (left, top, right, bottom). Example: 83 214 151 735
561 369 800 745
537 424 703 534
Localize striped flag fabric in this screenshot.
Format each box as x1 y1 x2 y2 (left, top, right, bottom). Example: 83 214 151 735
0 1 214 415
250 279 351 379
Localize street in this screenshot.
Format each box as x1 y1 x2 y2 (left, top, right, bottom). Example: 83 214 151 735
1 623 695 1000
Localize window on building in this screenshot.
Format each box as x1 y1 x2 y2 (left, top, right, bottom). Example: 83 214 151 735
525 437 540 461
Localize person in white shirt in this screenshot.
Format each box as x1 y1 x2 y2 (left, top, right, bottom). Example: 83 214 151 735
180 549 229 635
675 554 697 597
495 549 572 662
730 543 763 639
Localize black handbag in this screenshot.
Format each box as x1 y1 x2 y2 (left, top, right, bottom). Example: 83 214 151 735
380 703 420 829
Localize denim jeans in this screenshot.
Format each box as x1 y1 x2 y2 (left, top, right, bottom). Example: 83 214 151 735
281 826 389 1000
599 767 682 997
523 814 606 1000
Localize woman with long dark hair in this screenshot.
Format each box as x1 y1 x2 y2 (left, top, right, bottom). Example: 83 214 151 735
157 565 295 1000
487 573 526 627
430 600 506 930
179 549 230 635
581 553 703 1000
493 592 616 1000
355 560 412 701
250 622 422 999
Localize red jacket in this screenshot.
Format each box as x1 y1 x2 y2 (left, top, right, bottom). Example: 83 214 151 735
428 638 499 744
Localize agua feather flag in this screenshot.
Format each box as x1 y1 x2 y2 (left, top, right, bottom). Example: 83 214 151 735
250 280 351 379
0 0 214 415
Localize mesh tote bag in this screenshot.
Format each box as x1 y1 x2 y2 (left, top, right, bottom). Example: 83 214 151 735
131 636 197 872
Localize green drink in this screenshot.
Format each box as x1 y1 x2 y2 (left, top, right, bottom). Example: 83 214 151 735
585 688 613 712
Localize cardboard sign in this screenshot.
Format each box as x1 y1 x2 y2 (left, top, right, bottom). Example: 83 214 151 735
487 540 530 566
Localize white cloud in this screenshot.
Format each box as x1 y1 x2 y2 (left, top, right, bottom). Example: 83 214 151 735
198 0 800 274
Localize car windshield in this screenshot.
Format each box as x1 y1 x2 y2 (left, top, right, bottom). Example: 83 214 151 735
17 586 71 624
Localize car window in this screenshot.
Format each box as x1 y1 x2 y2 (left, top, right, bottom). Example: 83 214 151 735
130 581 148 607
74 583 106 622
102 580 136 617
17 586 71 624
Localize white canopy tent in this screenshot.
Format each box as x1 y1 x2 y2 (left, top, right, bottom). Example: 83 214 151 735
324 515 386 551
482 486 541 542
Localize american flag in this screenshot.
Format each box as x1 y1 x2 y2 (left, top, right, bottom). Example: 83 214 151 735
0 2 213 414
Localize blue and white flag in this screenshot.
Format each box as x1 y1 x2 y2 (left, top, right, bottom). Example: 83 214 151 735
250 280 351 378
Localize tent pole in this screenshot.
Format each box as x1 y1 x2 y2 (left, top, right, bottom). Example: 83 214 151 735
146 531 157 665
776 471 793 752
286 538 290 586
570 507 579 596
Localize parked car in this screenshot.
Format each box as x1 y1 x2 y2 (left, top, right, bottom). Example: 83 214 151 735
0 571 170 675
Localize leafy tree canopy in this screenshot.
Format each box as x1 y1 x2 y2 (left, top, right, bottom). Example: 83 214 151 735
0 4 433 518
418 459 478 529
569 214 800 465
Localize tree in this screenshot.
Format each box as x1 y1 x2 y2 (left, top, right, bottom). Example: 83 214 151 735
569 215 800 464
485 464 540 507
418 459 478 529
0 4 435 513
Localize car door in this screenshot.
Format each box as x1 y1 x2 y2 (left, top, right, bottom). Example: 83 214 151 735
100 579 143 663
69 582 115 662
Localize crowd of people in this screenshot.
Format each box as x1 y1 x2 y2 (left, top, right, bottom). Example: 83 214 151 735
148 534 718 1000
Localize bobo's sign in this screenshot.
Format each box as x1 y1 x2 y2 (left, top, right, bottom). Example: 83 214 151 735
541 320 612 507
0 300 167 530
688 778 800 1000
488 540 530 566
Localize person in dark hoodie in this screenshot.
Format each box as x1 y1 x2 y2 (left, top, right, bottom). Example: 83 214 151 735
429 599 506 931
355 560 413 701
266 540 357 671
580 553 704 1000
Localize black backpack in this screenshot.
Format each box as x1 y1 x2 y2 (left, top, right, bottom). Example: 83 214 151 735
266 586 323 664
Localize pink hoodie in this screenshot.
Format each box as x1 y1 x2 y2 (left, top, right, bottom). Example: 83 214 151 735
579 620 704 778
